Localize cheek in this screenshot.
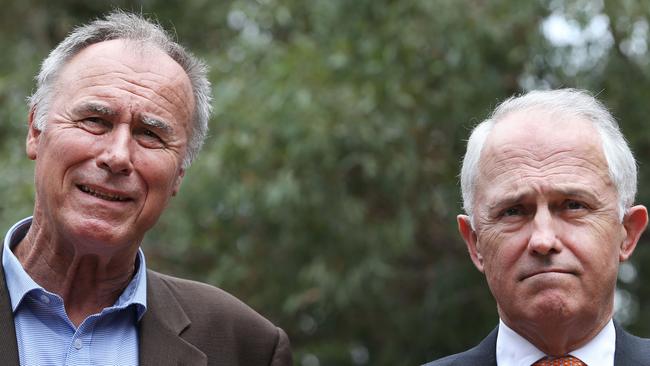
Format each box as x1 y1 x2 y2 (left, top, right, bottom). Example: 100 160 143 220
36 133 91 179
43 127 100 160
558 224 623 294
562 219 621 263
137 154 182 197
479 228 527 263
476 225 534 296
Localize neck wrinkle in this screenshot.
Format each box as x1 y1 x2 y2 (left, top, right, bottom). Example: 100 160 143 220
13 219 139 326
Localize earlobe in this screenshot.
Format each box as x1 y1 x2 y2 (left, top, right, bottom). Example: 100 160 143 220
171 168 185 196
620 205 649 262
26 107 41 160
458 214 484 272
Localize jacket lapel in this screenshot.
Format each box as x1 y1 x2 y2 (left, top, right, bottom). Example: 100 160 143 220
0 246 21 366
422 327 497 366
139 270 206 366
469 327 498 366
0 244 206 366
613 322 650 366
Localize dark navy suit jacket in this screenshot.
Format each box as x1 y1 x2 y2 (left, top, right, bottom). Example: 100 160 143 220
423 324 650 366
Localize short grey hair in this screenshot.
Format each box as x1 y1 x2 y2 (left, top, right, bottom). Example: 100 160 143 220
460 88 637 225
28 10 212 168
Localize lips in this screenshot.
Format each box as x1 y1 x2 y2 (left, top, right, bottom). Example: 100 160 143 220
77 184 132 202
520 268 576 281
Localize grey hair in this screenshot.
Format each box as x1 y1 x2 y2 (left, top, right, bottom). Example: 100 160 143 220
460 88 637 225
28 10 212 168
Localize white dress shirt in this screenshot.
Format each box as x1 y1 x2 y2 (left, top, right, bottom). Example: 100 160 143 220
496 318 615 366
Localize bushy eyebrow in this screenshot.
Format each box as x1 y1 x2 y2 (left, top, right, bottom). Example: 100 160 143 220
141 116 172 134
73 102 117 116
73 102 173 134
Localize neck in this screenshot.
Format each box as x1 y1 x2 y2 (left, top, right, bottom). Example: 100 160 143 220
501 311 612 356
14 219 139 326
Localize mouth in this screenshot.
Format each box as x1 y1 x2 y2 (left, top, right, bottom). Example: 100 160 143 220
520 269 576 281
77 184 132 202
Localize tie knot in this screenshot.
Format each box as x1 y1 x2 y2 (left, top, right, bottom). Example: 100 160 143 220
532 355 586 366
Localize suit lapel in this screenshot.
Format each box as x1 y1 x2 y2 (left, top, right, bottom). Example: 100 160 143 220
0 246 21 366
614 322 650 366
423 327 497 366
139 270 206 366
471 327 498 366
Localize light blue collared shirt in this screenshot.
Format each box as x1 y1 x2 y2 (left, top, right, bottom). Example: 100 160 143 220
2 217 147 366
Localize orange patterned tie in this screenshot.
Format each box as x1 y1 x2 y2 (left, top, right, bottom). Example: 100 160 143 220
532 355 586 366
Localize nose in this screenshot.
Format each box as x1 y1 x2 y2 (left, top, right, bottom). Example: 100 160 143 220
528 207 561 256
96 125 134 175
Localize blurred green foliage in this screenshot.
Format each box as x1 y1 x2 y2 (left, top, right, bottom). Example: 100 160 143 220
3 0 650 365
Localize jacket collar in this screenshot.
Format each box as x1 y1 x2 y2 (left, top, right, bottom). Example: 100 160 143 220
614 320 650 366
0 245 22 366
0 238 207 366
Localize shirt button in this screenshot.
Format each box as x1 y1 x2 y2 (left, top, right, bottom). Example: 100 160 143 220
73 338 83 350
40 294 50 304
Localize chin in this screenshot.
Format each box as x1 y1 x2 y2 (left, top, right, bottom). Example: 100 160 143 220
524 291 584 324
533 300 572 319
500 289 576 321
65 218 133 248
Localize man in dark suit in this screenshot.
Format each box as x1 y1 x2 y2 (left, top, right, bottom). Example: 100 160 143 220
425 89 650 365
0 11 291 365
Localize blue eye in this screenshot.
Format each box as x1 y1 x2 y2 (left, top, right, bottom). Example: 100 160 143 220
80 118 110 134
135 128 165 148
503 206 523 216
143 129 160 139
565 200 585 210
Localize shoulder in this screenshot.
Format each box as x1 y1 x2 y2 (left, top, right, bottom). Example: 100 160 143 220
615 324 650 364
147 269 278 333
616 324 650 346
146 269 292 365
422 348 488 366
422 327 498 366
422 352 463 366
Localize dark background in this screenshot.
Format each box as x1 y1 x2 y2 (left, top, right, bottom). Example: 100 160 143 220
1 1 650 365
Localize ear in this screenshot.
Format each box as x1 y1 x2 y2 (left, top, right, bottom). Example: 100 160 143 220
171 168 185 197
619 205 648 262
458 214 484 272
26 107 41 160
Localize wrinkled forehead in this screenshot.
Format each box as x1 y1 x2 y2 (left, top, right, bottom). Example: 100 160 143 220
488 109 600 149
477 110 611 186
59 39 192 92
56 39 194 118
